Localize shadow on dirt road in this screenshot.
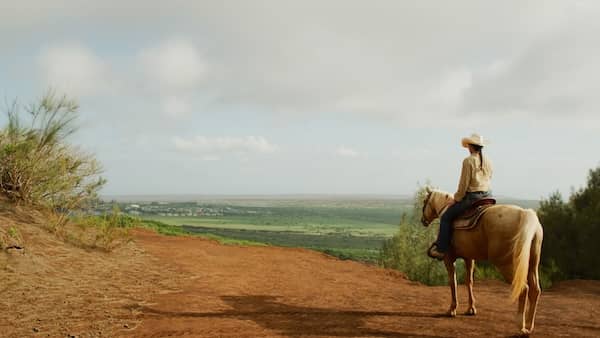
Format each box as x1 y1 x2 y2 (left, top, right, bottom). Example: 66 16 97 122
130 295 453 337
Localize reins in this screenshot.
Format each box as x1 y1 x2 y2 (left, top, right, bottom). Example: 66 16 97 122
421 191 433 226
421 190 451 226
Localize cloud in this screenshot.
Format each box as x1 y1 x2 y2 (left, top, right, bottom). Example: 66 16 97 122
461 20 600 119
11 1 600 127
38 43 109 97
162 95 192 117
173 136 278 159
335 146 360 158
138 38 205 117
139 38 205 91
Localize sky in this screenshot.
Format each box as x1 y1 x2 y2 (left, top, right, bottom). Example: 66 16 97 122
1 0 599 199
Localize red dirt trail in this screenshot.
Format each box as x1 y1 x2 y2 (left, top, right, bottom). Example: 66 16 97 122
130 230 600 338
1 224 599 338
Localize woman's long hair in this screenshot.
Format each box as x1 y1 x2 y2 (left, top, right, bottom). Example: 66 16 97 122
470 144 484 170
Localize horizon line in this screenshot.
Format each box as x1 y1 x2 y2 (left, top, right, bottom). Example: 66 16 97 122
99 193 540 202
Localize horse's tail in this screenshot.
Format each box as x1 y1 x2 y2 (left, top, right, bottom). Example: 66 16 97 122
510 209 539 302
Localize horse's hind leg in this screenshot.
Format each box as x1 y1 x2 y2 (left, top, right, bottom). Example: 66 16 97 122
518 284 529 333
498 264 528 333
464 259 477 315
525 232 543 333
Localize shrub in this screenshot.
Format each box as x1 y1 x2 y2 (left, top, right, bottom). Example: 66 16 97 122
379 220 455 285
538 166 600 281
378 187 465 285
69 206 137 251
0 92 105 226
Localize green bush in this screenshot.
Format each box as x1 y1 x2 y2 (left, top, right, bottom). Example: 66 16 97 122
378 187 466 285
379 220 455 285
473 261 504 280
538 166 600 281
0 92 105 225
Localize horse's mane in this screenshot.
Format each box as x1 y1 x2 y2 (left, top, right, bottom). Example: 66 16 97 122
429 189 452 199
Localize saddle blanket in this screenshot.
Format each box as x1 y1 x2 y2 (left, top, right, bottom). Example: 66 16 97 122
453 200 497 230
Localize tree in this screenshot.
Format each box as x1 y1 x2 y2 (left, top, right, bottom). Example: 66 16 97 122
538 167 600 280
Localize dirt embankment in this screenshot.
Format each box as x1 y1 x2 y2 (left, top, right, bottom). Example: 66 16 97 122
0 210 183 338
1 214 599 337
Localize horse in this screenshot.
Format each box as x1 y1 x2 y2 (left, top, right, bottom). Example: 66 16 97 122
420 187 544 336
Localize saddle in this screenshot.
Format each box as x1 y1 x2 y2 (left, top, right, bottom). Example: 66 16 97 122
453 198 497 230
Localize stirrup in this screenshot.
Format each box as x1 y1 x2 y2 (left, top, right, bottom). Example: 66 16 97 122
427 243 445 260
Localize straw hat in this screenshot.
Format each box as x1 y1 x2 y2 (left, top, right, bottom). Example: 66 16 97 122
461 133 487 148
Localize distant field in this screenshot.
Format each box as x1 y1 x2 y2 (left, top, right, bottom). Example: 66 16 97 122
140 199 411 263
143 199 411 236
180 225 387 262
146 214 400 237
134 196 538 263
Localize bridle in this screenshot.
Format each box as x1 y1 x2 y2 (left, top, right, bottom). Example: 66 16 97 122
421 190 452 226
421 191 434 226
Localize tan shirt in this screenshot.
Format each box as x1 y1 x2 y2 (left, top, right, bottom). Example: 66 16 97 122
454 153 493 201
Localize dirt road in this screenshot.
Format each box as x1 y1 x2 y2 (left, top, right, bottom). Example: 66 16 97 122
2 223 599 337
130 230 600 337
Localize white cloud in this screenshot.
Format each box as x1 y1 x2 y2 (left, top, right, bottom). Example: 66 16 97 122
173 136 278 159
162 95 192 117
139 38 205 91
201 155 221 161
4 0 599 198
437 69 473 105
38 43 108 97
335 146 360 158
18 1 600 126
461 20 600 120
138 38 205 117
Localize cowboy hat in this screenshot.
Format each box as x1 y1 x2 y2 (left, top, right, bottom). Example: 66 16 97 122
461 133 487 148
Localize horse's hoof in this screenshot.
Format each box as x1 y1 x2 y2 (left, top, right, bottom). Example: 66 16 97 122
445 309 457 317
465 307 477 316
519 328 531 337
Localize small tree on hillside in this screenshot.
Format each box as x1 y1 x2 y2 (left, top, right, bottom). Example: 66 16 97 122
0 92 106 224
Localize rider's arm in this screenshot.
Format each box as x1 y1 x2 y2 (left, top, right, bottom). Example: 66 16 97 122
454 157 472 202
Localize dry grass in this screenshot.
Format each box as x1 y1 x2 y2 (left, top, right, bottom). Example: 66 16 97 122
0 209 185 337
58 214 133 252
0 198 132 254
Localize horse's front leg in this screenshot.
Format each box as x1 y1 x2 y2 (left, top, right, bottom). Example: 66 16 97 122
464 259 477 315
444 257 458 317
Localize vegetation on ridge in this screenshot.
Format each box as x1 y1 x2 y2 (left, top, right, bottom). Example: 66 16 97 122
0 92 105 220
0 92 114 249
538 167 600 281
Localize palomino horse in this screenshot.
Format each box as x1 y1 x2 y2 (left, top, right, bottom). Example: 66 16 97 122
421 188 543 335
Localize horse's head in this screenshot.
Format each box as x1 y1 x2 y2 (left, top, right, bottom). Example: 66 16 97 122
421 186 435 227
421 187 452 227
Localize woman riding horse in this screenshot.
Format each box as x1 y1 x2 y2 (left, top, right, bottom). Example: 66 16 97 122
420 134 543 335
429 133 493 260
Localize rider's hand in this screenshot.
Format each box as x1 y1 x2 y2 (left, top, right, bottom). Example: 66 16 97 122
447 199 457 207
